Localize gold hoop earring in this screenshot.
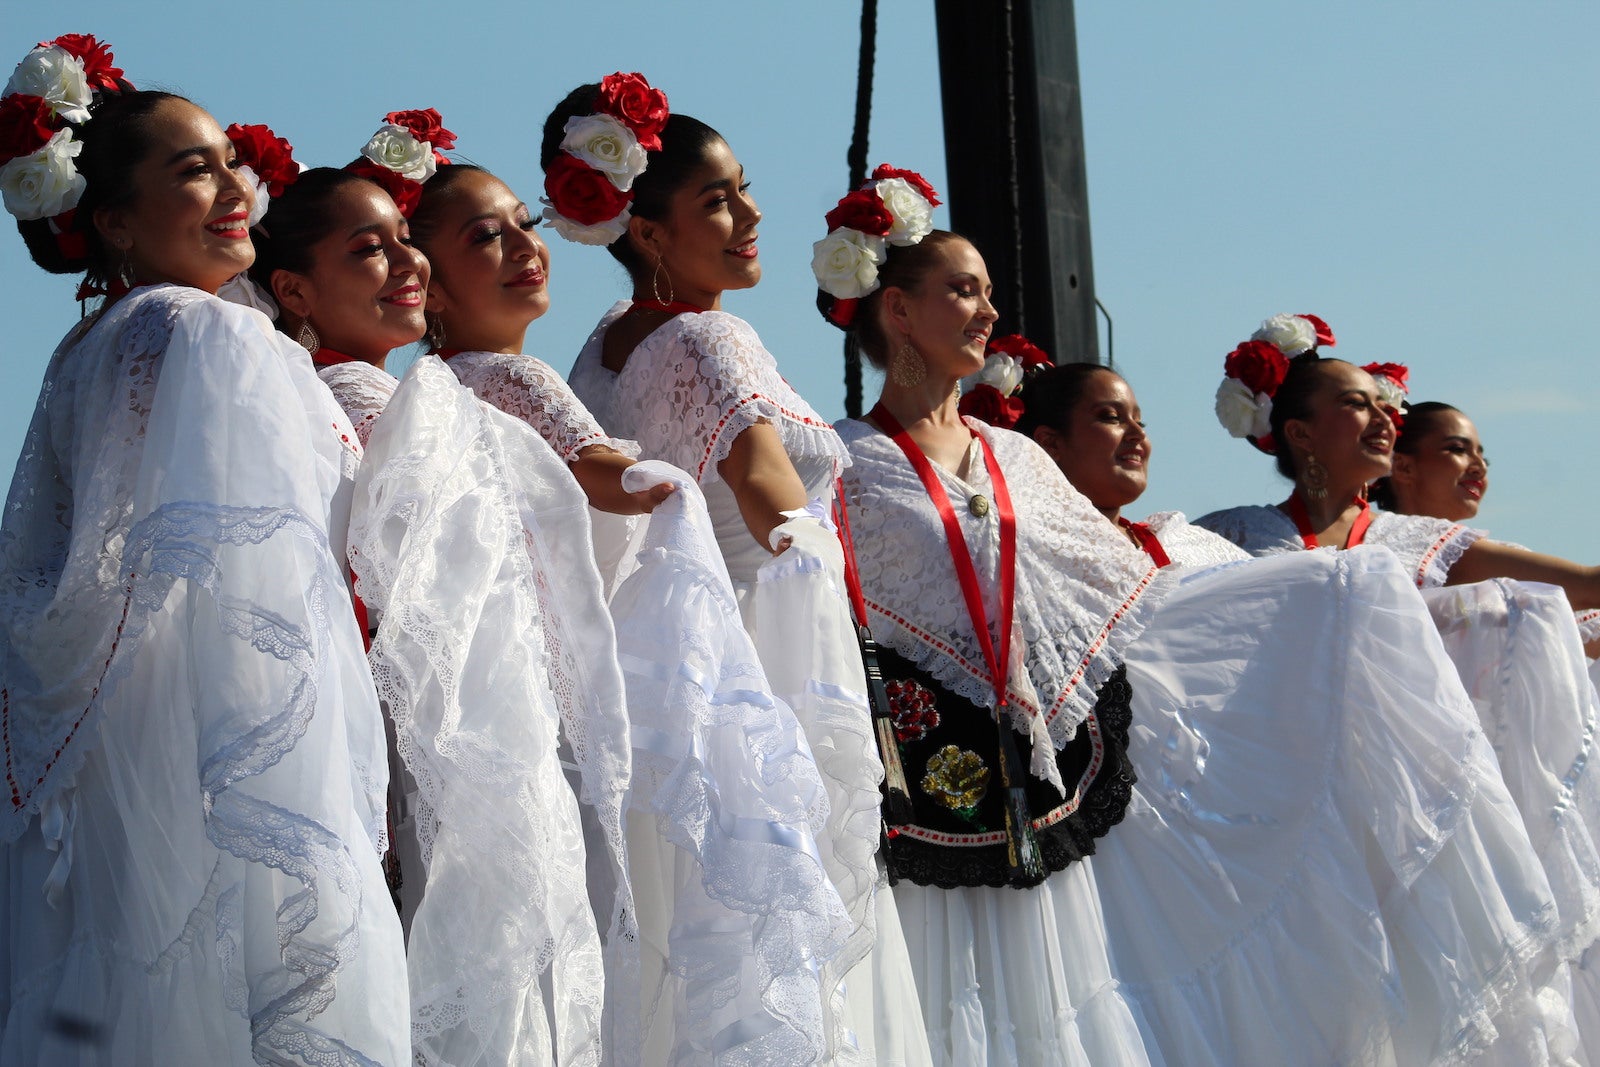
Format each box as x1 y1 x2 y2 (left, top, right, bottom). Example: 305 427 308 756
295 320 320 355
1301 454 1329 501
650 257 674 306
890 340 925 388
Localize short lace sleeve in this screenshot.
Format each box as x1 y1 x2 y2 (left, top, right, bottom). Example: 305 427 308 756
1193 505 1306 557
1143 511 1254 569
447 349 639 462
317 361 396 450
1365 511 1485 589
577 306 846 486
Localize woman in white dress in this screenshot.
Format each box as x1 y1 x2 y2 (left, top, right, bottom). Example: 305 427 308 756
403 128 859 1065
0 39 409 1066
546 75 927 1065
244 110 653 1061
819 202 1576 1064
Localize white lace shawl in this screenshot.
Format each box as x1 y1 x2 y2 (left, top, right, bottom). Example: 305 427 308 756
568 301 848 487
1142 511 1254 569
348 356 636 1065
317 360 396 450
0 285 406 1062
446 349 639 463
836 418 1172 759
1195 504 1485 589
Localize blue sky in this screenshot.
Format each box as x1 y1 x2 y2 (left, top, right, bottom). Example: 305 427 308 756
4 3 1596 556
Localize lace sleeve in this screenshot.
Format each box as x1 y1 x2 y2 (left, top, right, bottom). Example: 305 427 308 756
626 312 846 485
1144 511 1254 569
1366 511 1486 589
447 350 640 462
316 361 396 450
1192 505 1306 557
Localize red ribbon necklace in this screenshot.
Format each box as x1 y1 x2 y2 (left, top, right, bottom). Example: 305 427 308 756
870 403 1018 710
1119 519 1172 568
1286 491 1372 549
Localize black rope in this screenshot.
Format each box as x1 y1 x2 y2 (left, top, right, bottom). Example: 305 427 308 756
843 0 878 419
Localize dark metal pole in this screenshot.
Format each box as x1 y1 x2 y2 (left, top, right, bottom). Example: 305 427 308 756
934 0 1100 364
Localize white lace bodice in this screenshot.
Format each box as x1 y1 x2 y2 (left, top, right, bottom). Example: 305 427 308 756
1195 504 1485 588
569 302 850 580
317 359 396 450
836 417 1170 751
1142 511 1254 569
446 348 638 462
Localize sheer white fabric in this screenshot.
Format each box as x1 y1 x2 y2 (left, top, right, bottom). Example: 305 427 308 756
1424 578 1600 1060
446 349 638 462
607 461 859 1065
347 356 636 1066
0 286 408 1066
317 361 396 451
1099 549 1569 1066
571 307 918 1064
1195 503 1485 588
836 418 1170 759
1139 511 1251 569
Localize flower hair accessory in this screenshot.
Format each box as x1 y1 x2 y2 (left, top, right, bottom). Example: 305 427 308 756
1360 361 1409 411
1214 313 1337 453
956 333 1054 430
225 123 300 229
348 108 455 219
542 72 669 246
813 163 941 327
1 34 125 225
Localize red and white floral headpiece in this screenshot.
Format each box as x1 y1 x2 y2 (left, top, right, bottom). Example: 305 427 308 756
1215 313 1408 453
957 334 1054 430
349 108 456 218
225 122 300 229
812 164 941 327
0 33 123 242
541 72 669 246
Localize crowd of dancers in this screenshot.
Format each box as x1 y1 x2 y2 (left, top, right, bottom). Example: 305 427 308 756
3 35 1600 1067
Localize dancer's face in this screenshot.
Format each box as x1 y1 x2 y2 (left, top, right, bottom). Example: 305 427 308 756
1282 360 1397 486
888 237 998 383
1034 369 1149 515
95 97 257 294
632 137 761 309
1390 409 1487 520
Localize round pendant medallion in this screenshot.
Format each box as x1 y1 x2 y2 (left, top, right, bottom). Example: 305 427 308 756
968 494 991 517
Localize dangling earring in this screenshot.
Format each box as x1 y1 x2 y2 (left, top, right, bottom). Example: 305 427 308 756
651 256 675 306
295 320 320 355
890 340 925 388
1301 454 1330 501
113 238 136 289
424 314 447 353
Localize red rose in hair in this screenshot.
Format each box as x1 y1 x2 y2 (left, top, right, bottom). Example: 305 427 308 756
348 159 421 218
1224 340 1290 396
871 164 942 207
825 189 892 237
958 383 1025 429
988 333 1052 370
1360 362 1409 393
544 153 632 225
385 108 456 164
225 124 298 197
595 72 669 152
1297 313 1336 348
47 34 123 92
0 94 57 164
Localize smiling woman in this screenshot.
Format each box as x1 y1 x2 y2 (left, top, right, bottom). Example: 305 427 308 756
0 36 409 1066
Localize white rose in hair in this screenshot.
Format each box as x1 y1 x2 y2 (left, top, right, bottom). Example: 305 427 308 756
1215 377 1270 439
875 177 934 246
976 353 1023 396
811 227 887 299
237 165 270 228
361 124 436 182
560 115 647 192
5 46 93 124
1371 375 1406 410
1251 313 1317 356
541 199 630 246
0 129 86 221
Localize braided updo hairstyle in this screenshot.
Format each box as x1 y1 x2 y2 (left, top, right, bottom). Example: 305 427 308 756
539 83 722 279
